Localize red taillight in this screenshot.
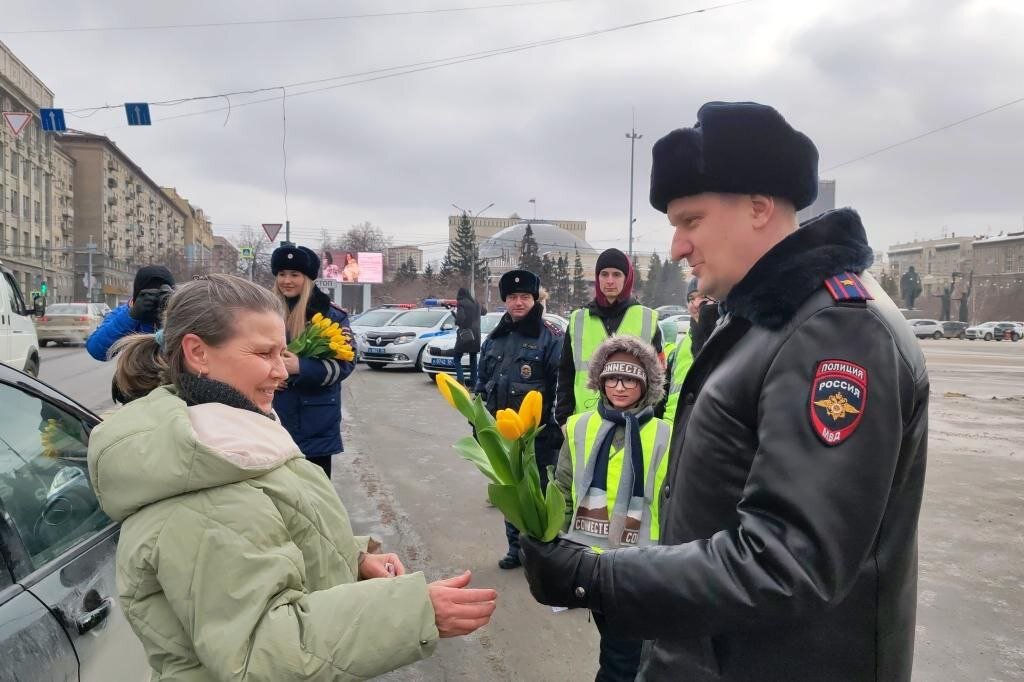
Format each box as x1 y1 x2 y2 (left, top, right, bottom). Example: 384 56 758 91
39 316 50 322
77 316 89 321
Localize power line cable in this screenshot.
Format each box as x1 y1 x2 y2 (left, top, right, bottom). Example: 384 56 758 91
64 1 754 123
824 95 1024 172
0 0 577 35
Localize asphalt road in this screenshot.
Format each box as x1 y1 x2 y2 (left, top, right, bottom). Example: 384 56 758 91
37 339 1024 680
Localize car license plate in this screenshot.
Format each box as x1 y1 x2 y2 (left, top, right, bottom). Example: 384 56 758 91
365 347 386 354
434 357 455 367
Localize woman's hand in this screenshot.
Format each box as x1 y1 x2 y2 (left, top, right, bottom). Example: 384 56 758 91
428 571 497 638
358 552 406 580
282 350 300 375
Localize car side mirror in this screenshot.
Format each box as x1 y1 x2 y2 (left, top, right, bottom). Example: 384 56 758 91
442 322 455 331
30 295 45 318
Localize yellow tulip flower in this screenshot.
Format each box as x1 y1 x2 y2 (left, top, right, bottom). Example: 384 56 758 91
495 408 526 440
311 312 324 325
517 390 543 431
318 319 331 330
436 372 471 410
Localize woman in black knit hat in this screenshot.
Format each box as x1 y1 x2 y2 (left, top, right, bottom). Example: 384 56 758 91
270 244 355 479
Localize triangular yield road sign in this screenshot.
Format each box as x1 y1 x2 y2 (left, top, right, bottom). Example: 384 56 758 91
3 112 32 137
262 223 283 242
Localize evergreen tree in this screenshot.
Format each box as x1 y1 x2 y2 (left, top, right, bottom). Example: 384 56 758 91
553 255 571 313
449 212 482 279
439 250 455 281
422 262 435 285
540 253 555 289
571 249 587 308
645 253 663 306
394 256 418 283
518 224 543 274
656 258 686 307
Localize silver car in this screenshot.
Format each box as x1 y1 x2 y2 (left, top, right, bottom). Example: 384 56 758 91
0 363 149 680
359 307 456 370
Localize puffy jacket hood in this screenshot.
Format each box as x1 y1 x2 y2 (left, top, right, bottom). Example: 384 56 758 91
88 385 302 521
586 335 666 408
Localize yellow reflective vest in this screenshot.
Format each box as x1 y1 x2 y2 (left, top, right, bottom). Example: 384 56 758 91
662 334 694 427
565 411 671 548
567 305 658 414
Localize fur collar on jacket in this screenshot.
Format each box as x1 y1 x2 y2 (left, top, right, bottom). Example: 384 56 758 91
490 301 545 339
724 208 874 330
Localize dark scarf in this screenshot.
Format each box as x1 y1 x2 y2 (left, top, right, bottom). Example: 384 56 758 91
490 300 544 339
177 372 276 420
586 295 636 321
724 208 874 329
591 402 655 500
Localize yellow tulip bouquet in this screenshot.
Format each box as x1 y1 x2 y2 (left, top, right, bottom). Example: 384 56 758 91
288 312 355 362
435 373 565 541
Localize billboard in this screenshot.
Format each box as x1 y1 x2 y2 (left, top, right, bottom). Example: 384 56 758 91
320 251 384 284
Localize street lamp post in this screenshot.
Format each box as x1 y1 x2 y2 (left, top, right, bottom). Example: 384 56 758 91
452 202 494 298
626 125 643 259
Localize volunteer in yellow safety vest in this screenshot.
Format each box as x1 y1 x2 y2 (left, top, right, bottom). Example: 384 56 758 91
552 334 670 681
555 248 663 425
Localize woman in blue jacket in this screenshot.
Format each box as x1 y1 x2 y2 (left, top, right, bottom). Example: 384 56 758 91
271 244 355 478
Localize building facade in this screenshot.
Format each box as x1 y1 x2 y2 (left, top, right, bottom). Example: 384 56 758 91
57 132 188 306
212 235 240 275
0 40 76 302
796 179 837 223
447 214 587 244
386 244 423 272
162 187 213 269
971 232 1024 276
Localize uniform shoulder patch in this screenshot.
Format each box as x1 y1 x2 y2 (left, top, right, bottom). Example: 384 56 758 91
544 320 565 336
329 303 349 316
809 359 868 446
823 271 873 303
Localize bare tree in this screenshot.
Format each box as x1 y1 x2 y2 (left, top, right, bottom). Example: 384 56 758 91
340 221 391 254
235 227 274 286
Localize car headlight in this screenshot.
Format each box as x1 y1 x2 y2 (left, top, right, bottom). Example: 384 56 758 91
394 335 416 344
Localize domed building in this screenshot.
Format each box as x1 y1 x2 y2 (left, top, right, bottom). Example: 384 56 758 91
478 221 596 272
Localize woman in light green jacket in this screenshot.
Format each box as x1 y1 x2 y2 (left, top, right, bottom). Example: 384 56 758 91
90 274 496 681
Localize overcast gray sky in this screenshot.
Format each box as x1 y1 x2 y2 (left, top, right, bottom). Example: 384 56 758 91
3 0 1022 265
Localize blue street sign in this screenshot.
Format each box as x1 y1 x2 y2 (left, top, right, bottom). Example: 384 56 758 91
39 108 66 132
125 102 152 126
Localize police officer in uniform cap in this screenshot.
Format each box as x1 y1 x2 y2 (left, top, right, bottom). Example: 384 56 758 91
476 269 564 569
520 101 929 681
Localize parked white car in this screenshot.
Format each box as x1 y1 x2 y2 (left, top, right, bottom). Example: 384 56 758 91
965 321 1000 341
907 319 943 339
350 306 412 360
0 261 43 376
358 307 456 370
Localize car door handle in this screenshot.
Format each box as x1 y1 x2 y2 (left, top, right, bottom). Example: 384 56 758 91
76 597 112 634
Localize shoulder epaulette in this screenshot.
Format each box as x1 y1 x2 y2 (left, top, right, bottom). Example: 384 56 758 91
329 303 349 315
824 271 873 304
544 320 565 336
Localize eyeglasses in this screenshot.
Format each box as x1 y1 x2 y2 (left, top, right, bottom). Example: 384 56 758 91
603 376 640 390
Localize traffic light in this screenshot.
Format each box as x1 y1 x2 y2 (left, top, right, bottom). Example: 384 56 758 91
40 281 47 296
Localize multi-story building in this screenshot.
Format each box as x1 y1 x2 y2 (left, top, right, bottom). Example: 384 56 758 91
971 232 1024 276
162 187 213 269
212 236 240 275
386 245 423 273
796 179 836 223
0 40 76 302
57 132 188 306
887 234 976 301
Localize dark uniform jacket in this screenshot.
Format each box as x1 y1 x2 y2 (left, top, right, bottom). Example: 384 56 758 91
591 209 929 681
273 288 355 457
476 303 564 464
454 292 482 355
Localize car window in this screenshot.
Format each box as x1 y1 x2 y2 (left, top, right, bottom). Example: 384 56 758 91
481 315 502 334
354 310 398 327
44 304 89 316
389 310 447 327
3 272 23 315
0 384 110 575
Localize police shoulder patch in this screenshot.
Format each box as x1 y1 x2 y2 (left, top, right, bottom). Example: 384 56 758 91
543 320 565 336
809 359 868 446
823 271 873 304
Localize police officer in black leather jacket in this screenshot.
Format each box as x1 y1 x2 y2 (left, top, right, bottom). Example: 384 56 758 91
519 102 929 682
476 270 564 570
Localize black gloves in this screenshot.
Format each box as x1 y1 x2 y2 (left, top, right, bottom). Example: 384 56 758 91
130 285 172 323
519 535 602 610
